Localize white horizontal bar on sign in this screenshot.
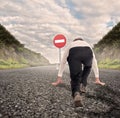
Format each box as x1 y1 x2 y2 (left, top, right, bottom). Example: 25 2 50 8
55 39 65 43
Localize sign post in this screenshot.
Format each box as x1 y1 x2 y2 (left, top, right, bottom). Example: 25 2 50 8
53 34 66 64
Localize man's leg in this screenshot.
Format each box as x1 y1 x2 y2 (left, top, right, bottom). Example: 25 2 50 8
80 47 93 92
68 61 83 107
81 66 92 87
68 60 82 97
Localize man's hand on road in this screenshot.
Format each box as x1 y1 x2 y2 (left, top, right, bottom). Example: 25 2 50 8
52 77 63 86
94 78 105 86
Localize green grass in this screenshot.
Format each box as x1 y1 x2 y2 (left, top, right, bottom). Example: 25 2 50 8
0 59 28 69
0 64 28 69
98 59 120 69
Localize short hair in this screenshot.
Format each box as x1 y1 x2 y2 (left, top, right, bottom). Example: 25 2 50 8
73 38 83 41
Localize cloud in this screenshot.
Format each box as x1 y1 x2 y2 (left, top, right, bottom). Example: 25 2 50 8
0 0 120 63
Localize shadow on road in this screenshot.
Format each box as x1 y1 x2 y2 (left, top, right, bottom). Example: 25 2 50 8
84 85 120 117
55 83 120 118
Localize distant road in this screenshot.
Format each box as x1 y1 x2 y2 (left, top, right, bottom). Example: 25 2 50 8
0 65 120 118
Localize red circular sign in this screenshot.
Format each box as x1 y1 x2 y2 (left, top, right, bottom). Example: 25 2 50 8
53 34 66 48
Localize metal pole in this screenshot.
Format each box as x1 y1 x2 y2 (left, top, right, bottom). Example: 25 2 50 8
56 48 61 70
59 48 61 64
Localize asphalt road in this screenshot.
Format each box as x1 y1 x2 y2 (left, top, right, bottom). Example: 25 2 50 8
0 65 120 118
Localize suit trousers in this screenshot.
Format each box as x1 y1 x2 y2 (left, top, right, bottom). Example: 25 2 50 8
67 47 93 97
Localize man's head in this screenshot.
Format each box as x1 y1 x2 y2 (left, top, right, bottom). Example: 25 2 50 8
73 38 83 41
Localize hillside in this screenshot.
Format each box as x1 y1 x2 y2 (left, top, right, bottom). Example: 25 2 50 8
94 22 120 69
94 22 120 49
0 24 49 69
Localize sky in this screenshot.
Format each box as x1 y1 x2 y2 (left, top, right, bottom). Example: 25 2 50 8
0 0 120 63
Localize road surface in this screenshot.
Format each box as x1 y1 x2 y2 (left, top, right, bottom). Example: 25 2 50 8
0 65 120 118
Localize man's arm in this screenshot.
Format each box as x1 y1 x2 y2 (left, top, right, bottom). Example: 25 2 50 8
92 52 105 86
52 45 70 86
57 47 69 77
92 53 99 78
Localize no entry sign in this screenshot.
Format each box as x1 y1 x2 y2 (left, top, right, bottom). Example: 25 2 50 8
53 34 66 48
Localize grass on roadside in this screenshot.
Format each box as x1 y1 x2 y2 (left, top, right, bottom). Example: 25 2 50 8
0 59 28 69
98 59 120 69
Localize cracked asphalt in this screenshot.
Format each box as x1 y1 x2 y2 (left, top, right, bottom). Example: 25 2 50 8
0 65 120 118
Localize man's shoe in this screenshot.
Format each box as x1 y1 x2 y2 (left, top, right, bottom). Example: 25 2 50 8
73 92 83 107
80 84 86 93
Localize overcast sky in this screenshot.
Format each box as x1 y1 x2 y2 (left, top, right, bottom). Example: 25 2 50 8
0 0 120 63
